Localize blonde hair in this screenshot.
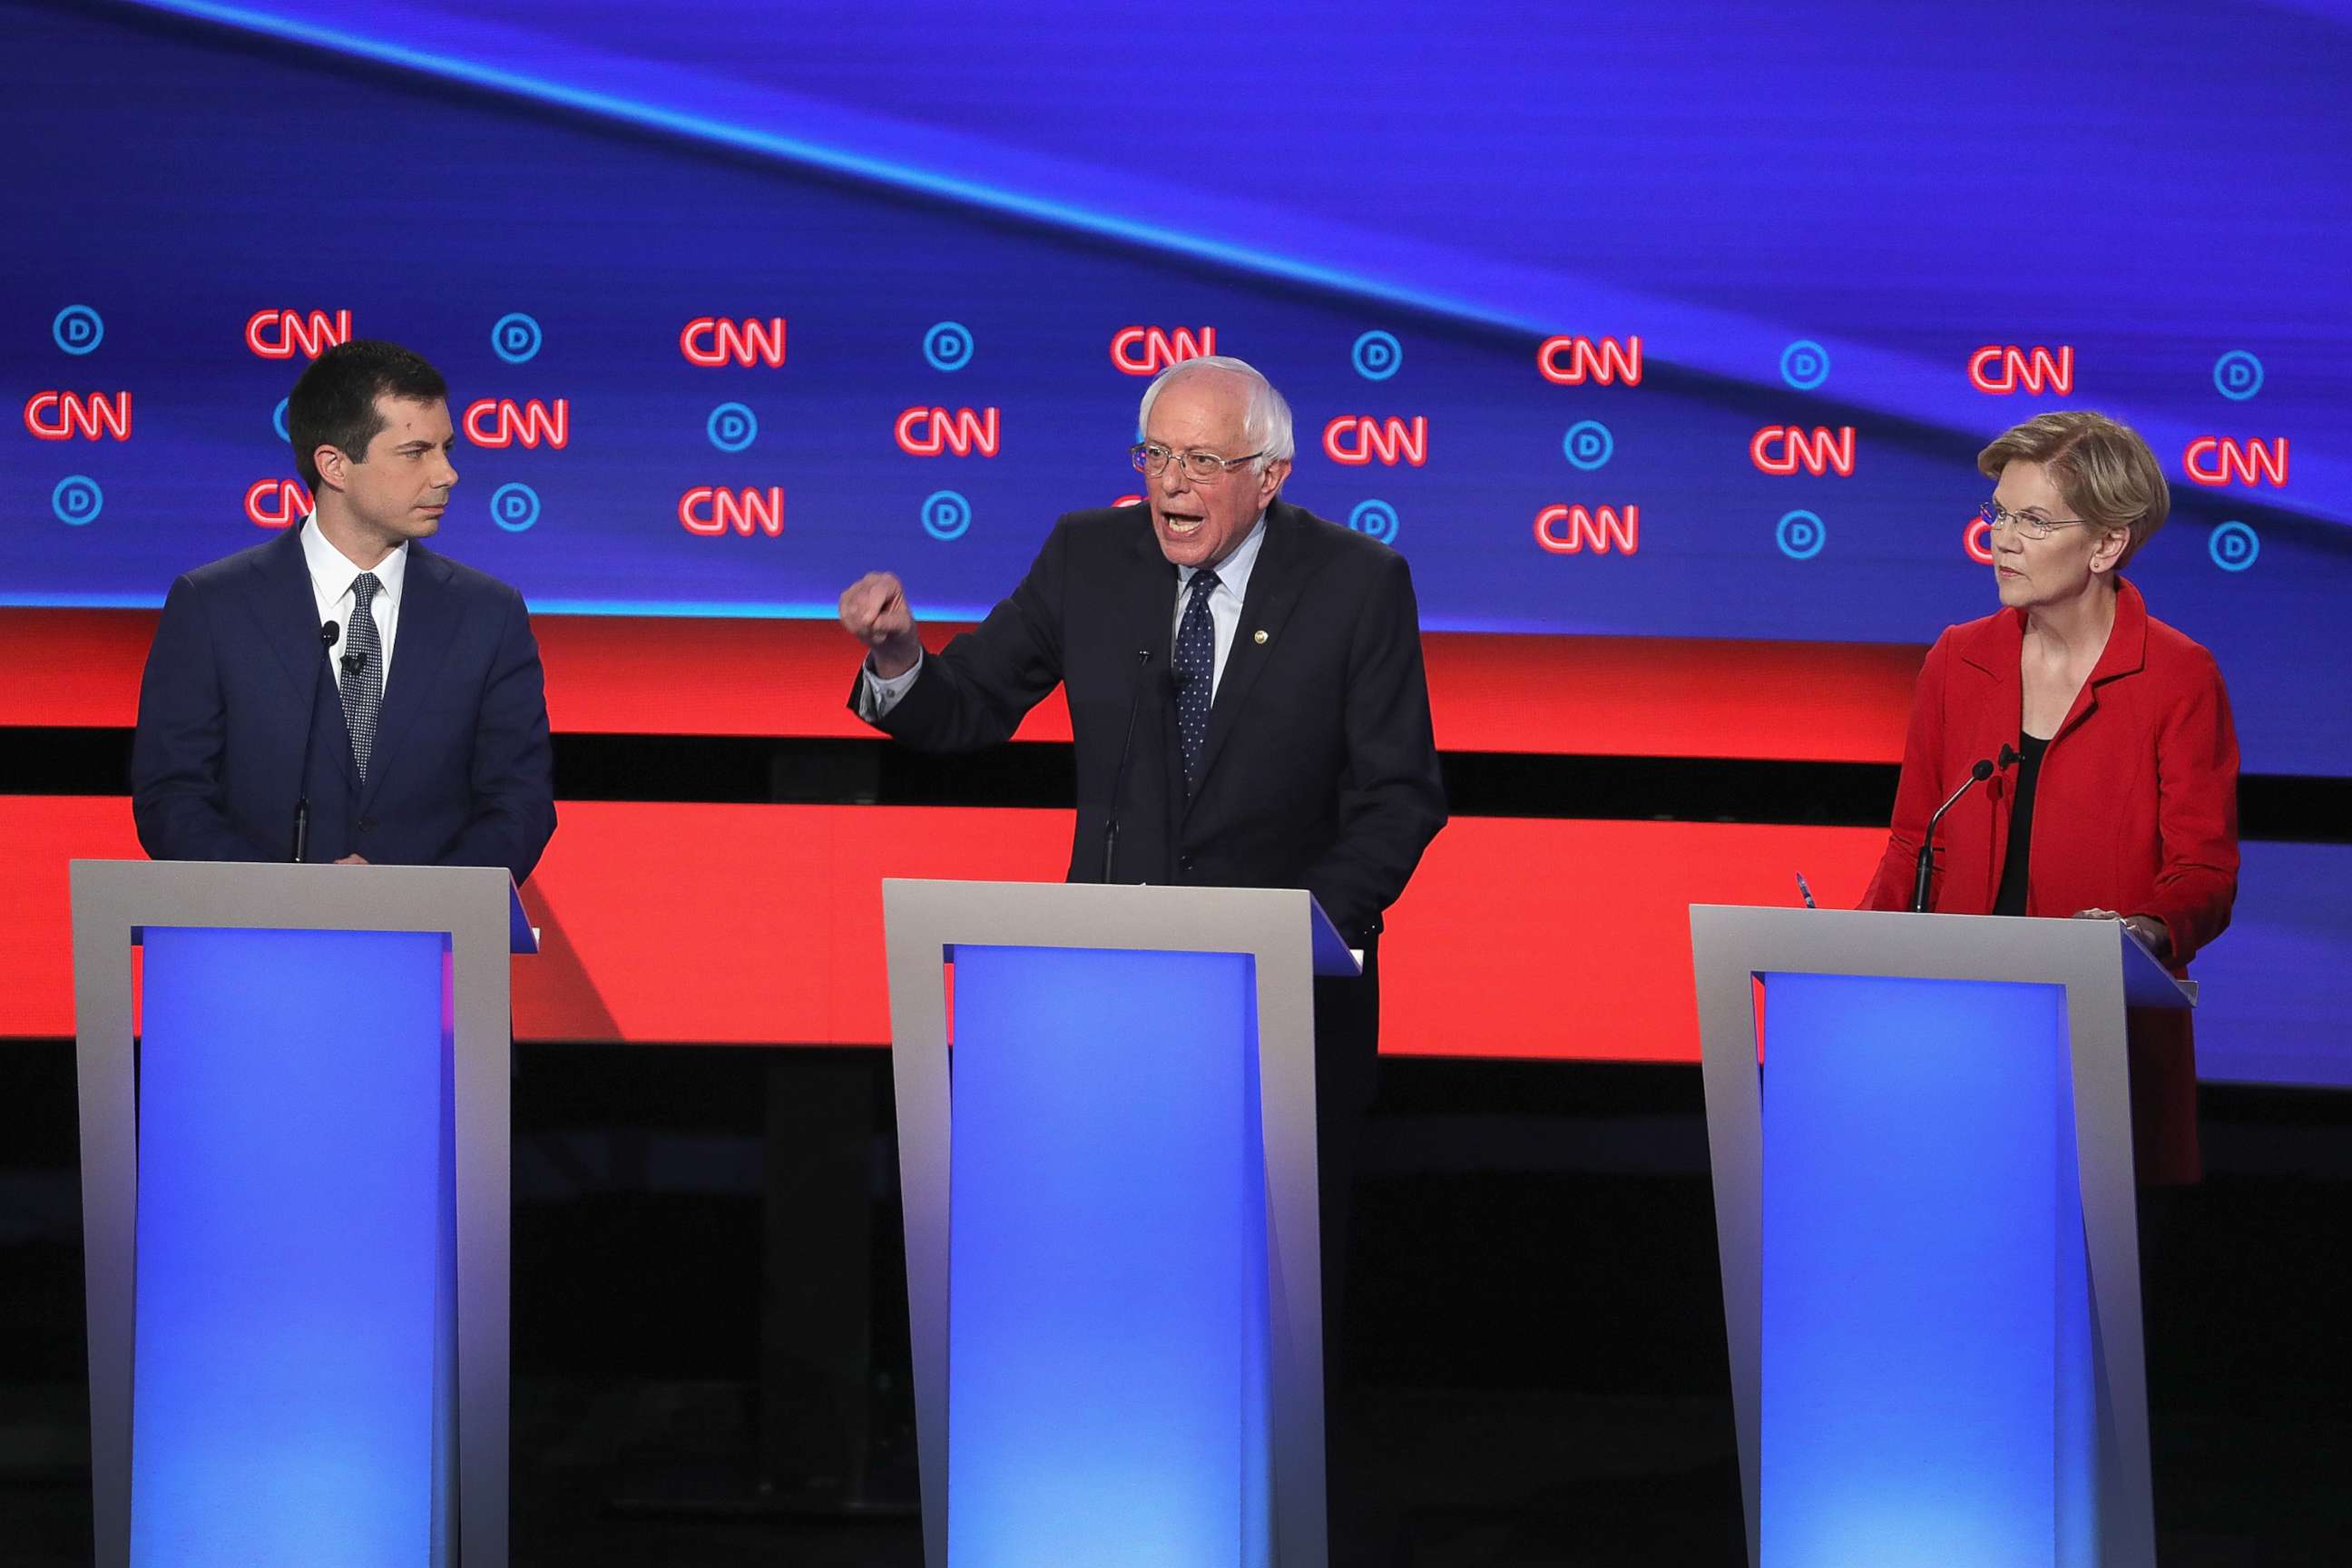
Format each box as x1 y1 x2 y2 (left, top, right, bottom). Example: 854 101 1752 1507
1977 410 2170 569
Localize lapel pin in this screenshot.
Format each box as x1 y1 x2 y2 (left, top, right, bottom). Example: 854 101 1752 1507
1253 629 1269 644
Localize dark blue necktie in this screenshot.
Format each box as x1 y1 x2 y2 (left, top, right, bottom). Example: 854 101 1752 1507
1173 568 1220 793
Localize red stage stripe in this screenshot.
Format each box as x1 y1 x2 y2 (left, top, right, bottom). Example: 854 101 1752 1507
1 796 1886 1058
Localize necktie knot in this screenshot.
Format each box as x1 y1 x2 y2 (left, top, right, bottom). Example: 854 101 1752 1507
1188 568 1220 600
350 572 381 612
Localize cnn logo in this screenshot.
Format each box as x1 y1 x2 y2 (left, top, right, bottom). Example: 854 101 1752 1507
1110 327 1217 376
896 407 1000 457
246 309 352 360
681 318 788 368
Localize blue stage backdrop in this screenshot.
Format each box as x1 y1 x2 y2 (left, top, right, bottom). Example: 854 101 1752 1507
5 0 2347 773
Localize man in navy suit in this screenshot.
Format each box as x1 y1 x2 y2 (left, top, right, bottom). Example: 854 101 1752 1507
838 355 1446 1553
838 354 1445 951
132 340 555 884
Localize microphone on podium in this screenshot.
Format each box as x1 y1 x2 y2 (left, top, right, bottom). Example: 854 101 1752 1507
290 620 340 862
1102 650 1155 884
1911 748 2019 913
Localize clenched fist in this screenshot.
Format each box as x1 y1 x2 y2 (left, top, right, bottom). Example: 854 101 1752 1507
838 571 922 680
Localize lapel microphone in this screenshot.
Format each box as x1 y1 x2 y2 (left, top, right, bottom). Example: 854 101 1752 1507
291 620 339 862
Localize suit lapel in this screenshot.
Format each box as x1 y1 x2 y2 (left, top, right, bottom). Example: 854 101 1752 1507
244 524 359 791
360 544 460 809
1183 502 1316 816
2053 577 2150 746
245 526 332 705
1956 609 2024 761
1122 512 1180 665
1115 515 1185 829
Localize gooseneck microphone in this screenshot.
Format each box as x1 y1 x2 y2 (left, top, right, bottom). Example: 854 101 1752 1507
290 620 339 862
1910 748 2020 912
1101 650 1154 884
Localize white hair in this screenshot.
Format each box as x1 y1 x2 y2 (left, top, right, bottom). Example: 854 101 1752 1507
1136 354 1296 467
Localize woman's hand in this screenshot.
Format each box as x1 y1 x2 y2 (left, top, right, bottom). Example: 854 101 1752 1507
2073 908 2171 960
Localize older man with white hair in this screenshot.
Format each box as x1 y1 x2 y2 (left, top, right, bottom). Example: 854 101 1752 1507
839 353 1445 1539
840 352 1444 960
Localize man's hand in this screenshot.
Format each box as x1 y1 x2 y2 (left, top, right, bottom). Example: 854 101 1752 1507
334 853 370 866
838 572 921 680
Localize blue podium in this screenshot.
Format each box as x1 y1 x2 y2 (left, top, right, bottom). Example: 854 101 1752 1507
69 860 536 1568
880 879 1358 1568
1690 906 2196 1568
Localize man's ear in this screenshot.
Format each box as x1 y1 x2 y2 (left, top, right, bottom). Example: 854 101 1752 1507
1258 456 1292 505
311 444 348 493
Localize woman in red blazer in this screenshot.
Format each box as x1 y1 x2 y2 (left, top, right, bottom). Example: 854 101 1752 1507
1862 411 2239 1183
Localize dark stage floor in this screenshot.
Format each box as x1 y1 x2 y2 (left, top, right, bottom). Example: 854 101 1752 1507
2 1050 2347 1566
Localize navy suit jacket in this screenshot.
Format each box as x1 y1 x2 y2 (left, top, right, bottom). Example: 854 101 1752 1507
131 524 556 883
856 497 1446 947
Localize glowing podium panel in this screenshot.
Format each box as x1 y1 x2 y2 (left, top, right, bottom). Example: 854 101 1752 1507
1690 906 2195 1568
69 860 536 1568
882 880 1357 1568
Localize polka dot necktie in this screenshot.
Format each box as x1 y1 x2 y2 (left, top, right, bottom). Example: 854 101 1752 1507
339 572 385 782
1173 568 1220 795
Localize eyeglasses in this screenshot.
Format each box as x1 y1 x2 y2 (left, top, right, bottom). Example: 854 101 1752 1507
1131 442 1263 481
1977 499 2092 540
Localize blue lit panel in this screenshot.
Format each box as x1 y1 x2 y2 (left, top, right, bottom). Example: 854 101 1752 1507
132 926 448 1567
1760 974 2092 1568
947 946 1269 1567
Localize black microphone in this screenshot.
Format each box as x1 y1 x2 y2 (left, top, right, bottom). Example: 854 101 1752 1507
1102 650 1153 884
291 620 339 862
1910 750 2019 912
340 644 365 679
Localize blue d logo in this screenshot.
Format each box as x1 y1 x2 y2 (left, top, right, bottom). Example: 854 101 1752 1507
1777 509 1826 560
2212 351 2263 402
1563 420 1613 471
1780 339 1830 390
491 482 542 532
491 312 544 364
54 305 104 356
924 322 974 372
1352 331 1402 381
54 475 104 524
708 402 759 452
2209 520 2259 572
921 489 972 540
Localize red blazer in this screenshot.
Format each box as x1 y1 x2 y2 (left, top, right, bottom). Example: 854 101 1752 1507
1860 578 2239 1182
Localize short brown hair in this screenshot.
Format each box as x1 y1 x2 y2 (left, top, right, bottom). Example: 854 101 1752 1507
287 340 448 491
1977 410 2169 569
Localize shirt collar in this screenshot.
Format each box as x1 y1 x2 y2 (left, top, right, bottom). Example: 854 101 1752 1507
299 514 409 607
1177 510 1269 600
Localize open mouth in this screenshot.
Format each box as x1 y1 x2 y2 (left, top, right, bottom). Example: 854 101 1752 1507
1159 510 1205 536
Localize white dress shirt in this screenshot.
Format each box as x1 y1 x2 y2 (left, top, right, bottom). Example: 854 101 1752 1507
858 512 1269 719
299 514 407 684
